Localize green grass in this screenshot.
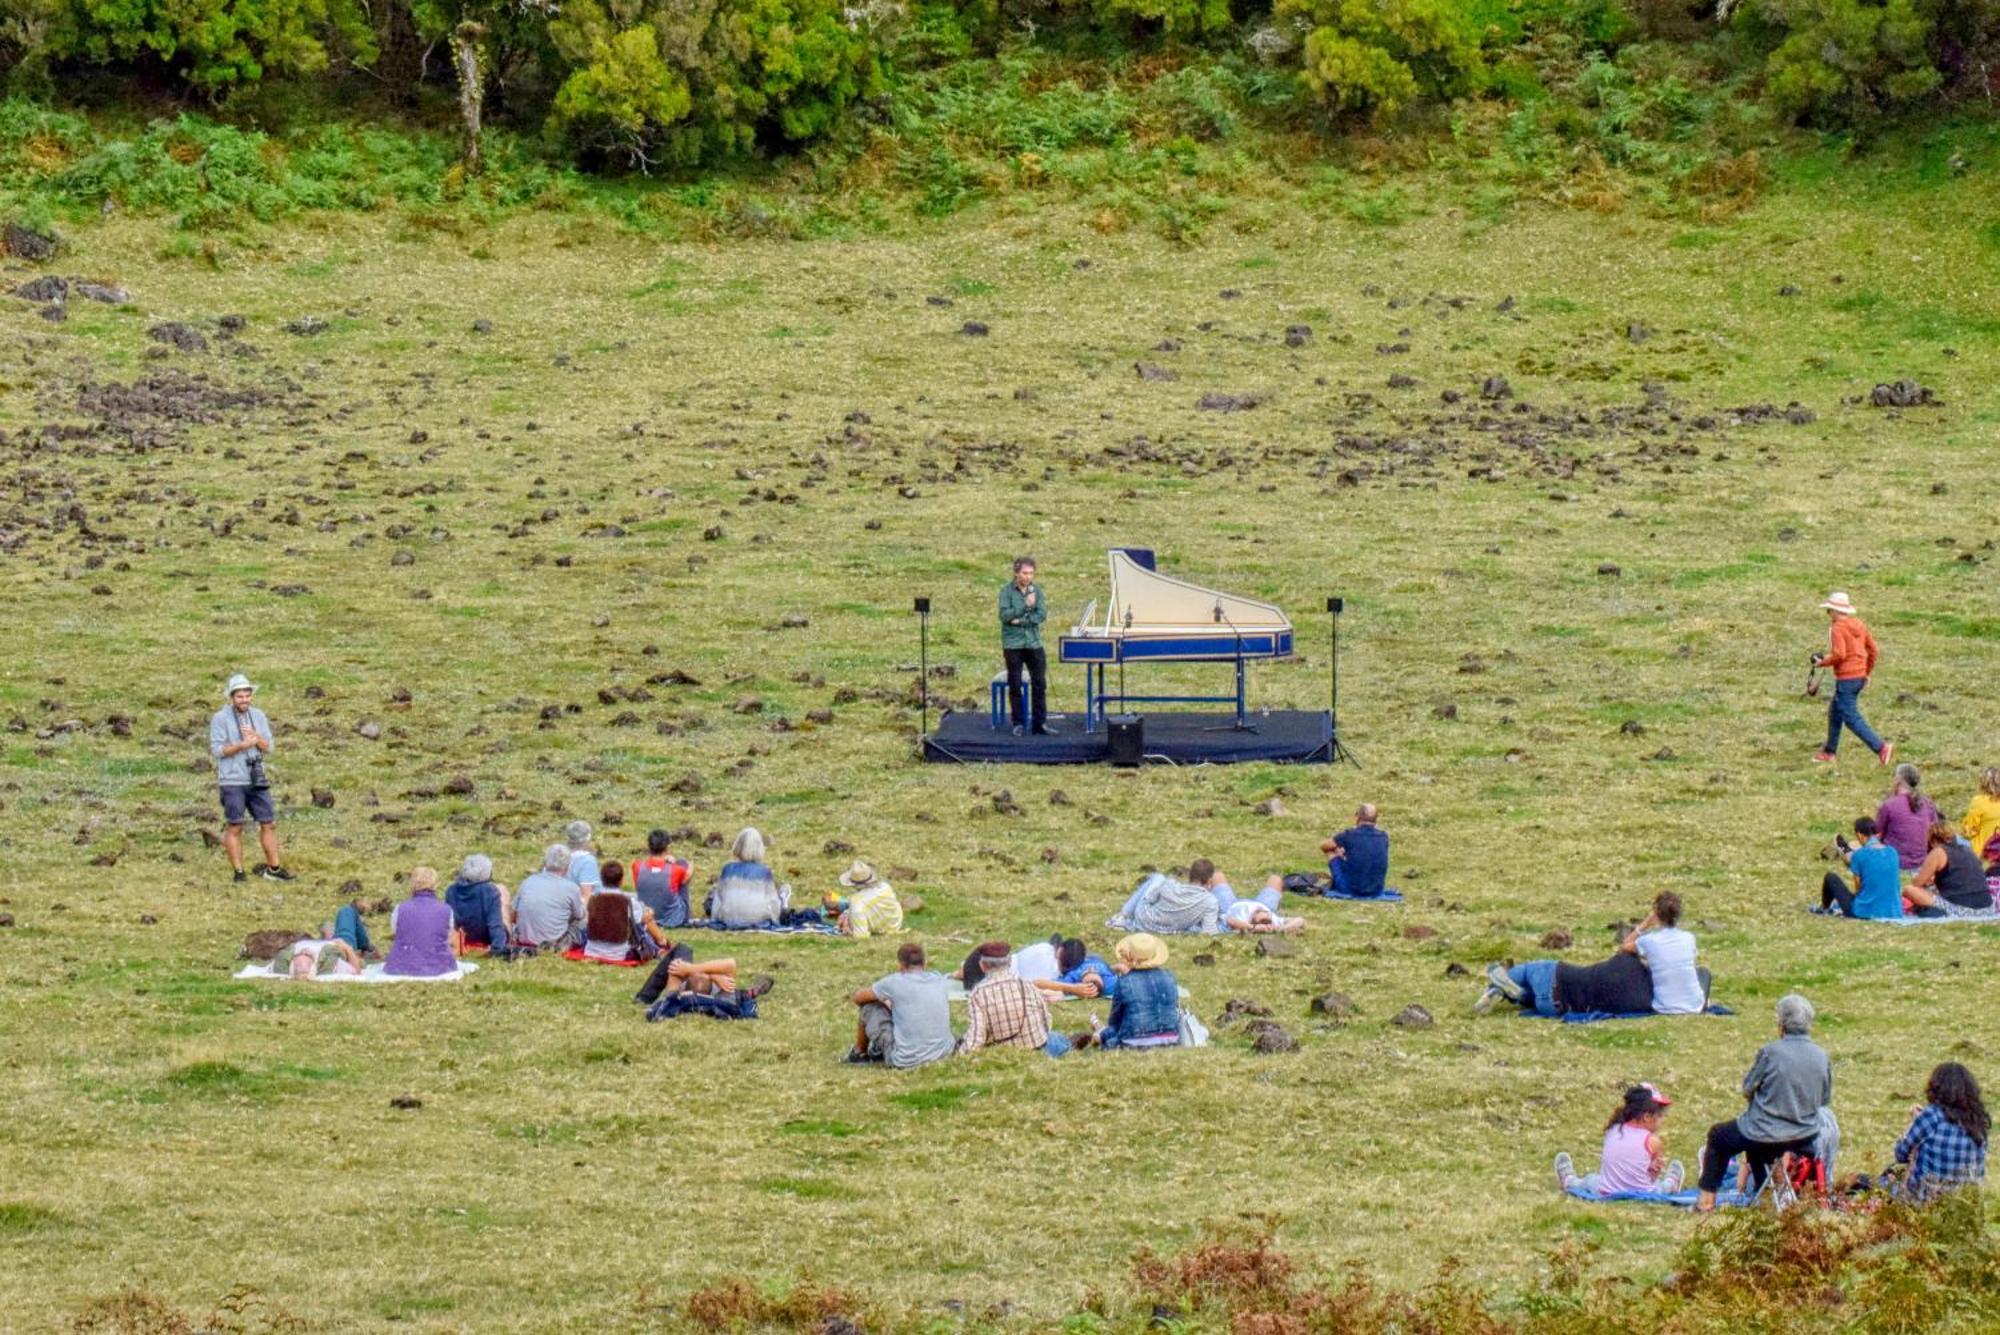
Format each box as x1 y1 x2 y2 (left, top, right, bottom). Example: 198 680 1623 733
0 149 1996 1333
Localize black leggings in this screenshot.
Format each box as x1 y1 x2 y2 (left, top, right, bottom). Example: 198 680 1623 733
1698 1119 1817 1194
1821 871 1944 918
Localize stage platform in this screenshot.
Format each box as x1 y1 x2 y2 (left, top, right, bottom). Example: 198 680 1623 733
922 709 1333 766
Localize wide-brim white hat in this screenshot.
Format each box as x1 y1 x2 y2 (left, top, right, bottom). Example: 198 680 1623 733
223 673 257 696
1819 592 1857 615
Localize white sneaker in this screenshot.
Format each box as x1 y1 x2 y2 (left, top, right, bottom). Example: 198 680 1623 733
1472 984 1502 1015
1660 1159 1685 1193
1555 1151 1576 1192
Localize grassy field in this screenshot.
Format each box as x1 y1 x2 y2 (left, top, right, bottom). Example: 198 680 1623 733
1 137 1998 1332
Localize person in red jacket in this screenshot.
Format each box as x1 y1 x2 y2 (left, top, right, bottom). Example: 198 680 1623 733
1812 592 1892 766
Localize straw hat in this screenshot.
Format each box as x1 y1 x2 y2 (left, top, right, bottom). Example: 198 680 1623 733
838 860 879 888
1819 592 1858 615
1115 933 1169 970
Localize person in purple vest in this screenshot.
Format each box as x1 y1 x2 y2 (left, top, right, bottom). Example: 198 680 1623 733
384 866 459 977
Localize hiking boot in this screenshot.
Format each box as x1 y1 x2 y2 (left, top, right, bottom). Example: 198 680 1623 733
1810 751 1837 764
233 869 248 884
1661 1159 1686 1193
260 865 295 882
1472 984 1503 1015
1555 1152 1576 1193
1486 962 1523 1003
1877 741 1894 767
738 974 776 1001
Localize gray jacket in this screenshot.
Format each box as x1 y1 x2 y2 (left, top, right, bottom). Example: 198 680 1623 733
209 705 273 786
1737 1034 1833 1143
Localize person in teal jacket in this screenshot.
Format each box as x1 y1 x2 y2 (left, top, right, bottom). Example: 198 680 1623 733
1000 556 1054 735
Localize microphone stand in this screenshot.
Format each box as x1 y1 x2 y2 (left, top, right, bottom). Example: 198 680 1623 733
1203 602 1259 734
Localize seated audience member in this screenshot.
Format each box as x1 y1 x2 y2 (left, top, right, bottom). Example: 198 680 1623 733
1222 898 1306 934
961 941 1068 1057
384 867 458 977
1617 891 1703 1014
1905 821 1994 914
582 860 659 962
514 844 586 950
1818 816 1904 920
1556 1083 1686 1196
631 829 692 930
1695 994 1833 1212
1113 869 1222 936
848 942 956 1069
333 898 379 960
1877 765 1940 871
273 924 363 978
1964 769 2000 868
709 827 792 927
444 853 510 952
1079 933 1181 1050
1869 1062 1989 1202
1320 803 1389 897
1476 898 1709 1018
1037 938 1118 1000
831 861 904 938
563 819 602 893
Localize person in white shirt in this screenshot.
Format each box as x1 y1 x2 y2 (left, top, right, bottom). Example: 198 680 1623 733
1619 890 1704 1014
1222 899 1306 934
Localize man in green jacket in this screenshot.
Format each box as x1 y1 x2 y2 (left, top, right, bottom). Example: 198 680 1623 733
1000 555 1055 736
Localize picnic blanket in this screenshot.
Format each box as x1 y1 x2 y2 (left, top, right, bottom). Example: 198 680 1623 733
682 919 841 936
1519 1003 1736 1024
1564 1183 1754 1208
1279 872 1402 903
561 948 645 967
1867 907 2000 926
1325 887 1404 904
234 961 480 983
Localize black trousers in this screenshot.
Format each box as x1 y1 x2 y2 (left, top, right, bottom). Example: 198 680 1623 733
1820 871 1858 917
1698 1118 1817 1194
1004 647 1047 729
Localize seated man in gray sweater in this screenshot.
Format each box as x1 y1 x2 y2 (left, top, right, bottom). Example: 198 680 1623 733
1695 993 1834 1211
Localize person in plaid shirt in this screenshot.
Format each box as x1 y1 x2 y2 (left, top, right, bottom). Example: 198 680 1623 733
1889 1062 1989 1201
961 941 1070 1058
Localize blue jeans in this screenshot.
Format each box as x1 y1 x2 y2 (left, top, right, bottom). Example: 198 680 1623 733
1328 860 1381 898
1508 960 1562 1017
1045 1032 1072 1059
1824 677 1883 755
334 904 374 954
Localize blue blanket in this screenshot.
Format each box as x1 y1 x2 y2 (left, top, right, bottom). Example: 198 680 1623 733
1519 1003 1736 1024
1324 887 1403 903
1564 1183 1753 1208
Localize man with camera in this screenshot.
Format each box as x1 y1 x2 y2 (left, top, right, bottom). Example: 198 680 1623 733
209 673 293 883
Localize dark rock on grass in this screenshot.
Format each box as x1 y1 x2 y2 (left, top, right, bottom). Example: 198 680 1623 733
0 912 13 927
218 313 246 332
311 788 336 809
1134 362 1178 382
1391 1003 1435 1029
1191 953 1216 967
4 221 58 262
286 315 329 336
1197 391 1266 412
12 275 66 302
1255 936 1296 958
1539 928 1573 949
1786 404 1816 425
1597 562 1622 576
779 614 809 629
389 1095 423 1110
702 525 726 541
1253 797 1284 816
1494 295 1517 314
926 295 954 307
1284 324 1312 348
1246 1020 1298 1053
1870 379 1938 408
1649 746 1677 761
74 282 127 304
959 321 989 337
672 773 703 795
1431 701 1457 720
1778 284 1802 297
1217 997 1274 1024
1403 924 1439 941
140 914 158 925
148 322 208 353
649 669 701 687
1049 789 1071 806
1155 338 1182 352
356 720 382 740
1627 322 1650 344
1480 375 1513 400
1620 720 1647 736
732 697 763 715
805 708 834 725
471 319 493 334
1040 846 1059 863
1310 990 1356 1018
444 774 475 796
390 549 415 567
1388 373 1417 389
992 789 1024 817
38 304 65 323
1443 961 1471 978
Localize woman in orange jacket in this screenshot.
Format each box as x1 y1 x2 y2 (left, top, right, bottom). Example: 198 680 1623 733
1812 592 1892 765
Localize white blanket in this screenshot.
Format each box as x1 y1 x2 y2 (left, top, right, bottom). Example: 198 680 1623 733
234 961 480 983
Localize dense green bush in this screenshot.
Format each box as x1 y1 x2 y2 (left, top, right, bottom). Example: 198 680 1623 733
1741 0 1941 121
25 0 375 89
1276 0 1486 116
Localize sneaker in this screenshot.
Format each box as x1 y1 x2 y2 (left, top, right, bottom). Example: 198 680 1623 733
1554 1152 1576 1192
1472 984 1503 1015
260 865 295 882
1810 751 1837 764
1486 962 1524 1003
1010 725 1025 737
739 974 776 1001
1661 1159 1686 1193
1877 741 1894 767
843 1048 883 1065
233 869 248 884
1032 724 1059 736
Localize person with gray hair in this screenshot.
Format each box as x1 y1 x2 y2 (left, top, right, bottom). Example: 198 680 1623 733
1695 993 1833 1211
562 819 601 892
512 843 584 950
444 852 511 951
708 826 819 927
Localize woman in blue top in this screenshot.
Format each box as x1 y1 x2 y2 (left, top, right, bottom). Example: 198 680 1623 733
1083 933 1181 1050
1037 937 1118 1001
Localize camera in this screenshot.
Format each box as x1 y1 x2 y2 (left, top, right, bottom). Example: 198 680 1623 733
246 754 269 789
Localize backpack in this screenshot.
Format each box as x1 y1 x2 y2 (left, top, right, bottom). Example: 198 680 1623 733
632 856 692 928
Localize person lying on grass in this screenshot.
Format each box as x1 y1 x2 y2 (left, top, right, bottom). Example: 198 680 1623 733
1222 897 1306 935
1694 994 1832 1213
1556 1082 1685 1196
847 941 955 1069
1475 892 1701 1016
1904 822 1994 915
633 946 773 1011
1848 1062 1989 1202
272 924 362 978
1035 938 1118 1000
1816 816 1904 920
1112 866 1222 936
1073 933 1182 1051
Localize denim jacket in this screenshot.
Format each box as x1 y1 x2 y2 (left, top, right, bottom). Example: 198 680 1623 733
1103 967 1180 1047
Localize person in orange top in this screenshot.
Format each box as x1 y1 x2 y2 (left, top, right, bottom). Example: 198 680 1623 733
1811 591 1891 766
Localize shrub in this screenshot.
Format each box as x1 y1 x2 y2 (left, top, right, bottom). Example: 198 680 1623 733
35 0 376 90
1275 0 1486 117
1742 0 1942 123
